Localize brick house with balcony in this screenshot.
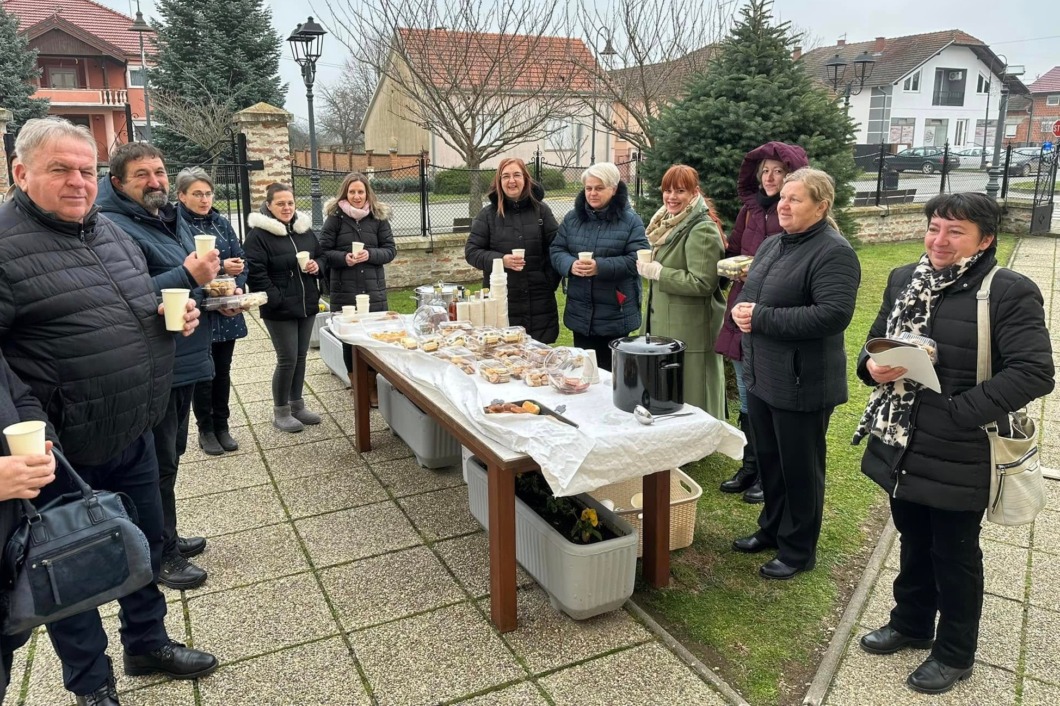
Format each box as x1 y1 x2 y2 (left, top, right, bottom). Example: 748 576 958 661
1006 66 1060 146
4 0 155 161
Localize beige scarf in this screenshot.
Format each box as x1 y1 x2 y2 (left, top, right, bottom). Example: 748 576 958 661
645 195 701 249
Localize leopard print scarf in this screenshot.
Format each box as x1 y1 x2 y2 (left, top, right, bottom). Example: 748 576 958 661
853 251 984 449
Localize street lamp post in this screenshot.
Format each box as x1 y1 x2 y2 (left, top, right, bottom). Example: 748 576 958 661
824 50 876 111
288 17 327 228
589 31 617 164
128 0 153 141
984 56 1025 201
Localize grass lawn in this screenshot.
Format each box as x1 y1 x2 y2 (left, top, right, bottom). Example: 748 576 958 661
384 234 1016 705
1008 180 1059 193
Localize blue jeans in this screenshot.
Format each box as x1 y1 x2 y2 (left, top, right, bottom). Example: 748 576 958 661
731 359 749 414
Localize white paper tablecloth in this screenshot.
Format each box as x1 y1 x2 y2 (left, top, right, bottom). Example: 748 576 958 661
334 323 745 496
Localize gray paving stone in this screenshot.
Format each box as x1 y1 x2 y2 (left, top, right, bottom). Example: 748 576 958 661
229 364 277 385
198 637 371 706
192 523 310 595
304 358 331 377
349 603 525 705
304 372 348 394
1024 606 1060 683
360 430 416 464
980 518 1032 548
983 539 1029 601
262 437 367 482
320 546 466 629
176 484 286 538
276 467 388 519
541 642 725 706
433 533 534 598
329 402 391 434
369 455 464 498
188 573 338 663
180 427 255 464
495 588 652 674
240 397 282 425
232 380 275 403
228 351 279 370
2 636 28 705
453 681 549 706
1044 476 1060 509
175 454 271 500
1030 548 1060 609
1023 677 1060 706
232 337 277 354
117 680 196 706
976 595 1024 671
296 501 422 568
1033 508 1060 554
249 415 344 450
398 486 480 541
857 568 897 631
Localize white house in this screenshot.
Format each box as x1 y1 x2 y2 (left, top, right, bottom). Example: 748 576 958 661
800 30 1028 151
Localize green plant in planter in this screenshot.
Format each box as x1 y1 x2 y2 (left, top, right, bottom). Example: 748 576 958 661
515 472 615 545
571 507 603 544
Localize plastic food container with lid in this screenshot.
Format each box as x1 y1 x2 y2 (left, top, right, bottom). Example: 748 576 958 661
545 347 594 395
202 276 237 297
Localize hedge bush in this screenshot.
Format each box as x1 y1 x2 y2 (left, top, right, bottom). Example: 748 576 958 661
538 168 566 192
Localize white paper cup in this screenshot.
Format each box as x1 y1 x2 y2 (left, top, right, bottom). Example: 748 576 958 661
194 235 215 259
637 249 653 263
578 251 593 262
356 294 370 314
351 242 364 254
161 288 190 332
296 251 310 271
341 305 358 320
512 248 525 258
3 420 46 456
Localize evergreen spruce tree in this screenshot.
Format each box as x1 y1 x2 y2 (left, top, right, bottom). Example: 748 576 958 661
0 6 49 132
151 0 286 162
641 0 858 236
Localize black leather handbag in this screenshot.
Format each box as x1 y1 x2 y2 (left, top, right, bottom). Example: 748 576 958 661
1 449 153 635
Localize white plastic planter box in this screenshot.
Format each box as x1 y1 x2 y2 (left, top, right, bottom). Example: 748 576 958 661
465 456 637 620
377 376 460 469
319 325 349 387
309 310 331 349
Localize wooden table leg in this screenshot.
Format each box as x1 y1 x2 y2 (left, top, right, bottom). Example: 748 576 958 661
351 346 372 452
486 461 517 633
642 469 671 588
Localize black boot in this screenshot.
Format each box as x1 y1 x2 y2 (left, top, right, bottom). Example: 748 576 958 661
75 657 120 705
198 431 224 456
743 479 764 504
721 412 759 494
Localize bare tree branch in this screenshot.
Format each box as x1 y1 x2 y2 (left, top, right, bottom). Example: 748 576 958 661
318 57 378 149
151 78 235 161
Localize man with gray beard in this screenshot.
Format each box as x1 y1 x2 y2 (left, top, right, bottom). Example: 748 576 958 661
96 143 219 591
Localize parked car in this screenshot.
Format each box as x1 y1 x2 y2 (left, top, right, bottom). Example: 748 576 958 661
1007 147 1042 177
953 147 987 169
877 147 961 174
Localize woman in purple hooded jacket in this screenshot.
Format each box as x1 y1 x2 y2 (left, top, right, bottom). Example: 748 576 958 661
715 142 808 502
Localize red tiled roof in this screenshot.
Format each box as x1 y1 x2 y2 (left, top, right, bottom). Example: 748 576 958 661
397 28 597 92
3 0 153 59
1028 66 1060 94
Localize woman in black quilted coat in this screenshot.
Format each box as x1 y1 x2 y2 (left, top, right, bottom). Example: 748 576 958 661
466 158 561 342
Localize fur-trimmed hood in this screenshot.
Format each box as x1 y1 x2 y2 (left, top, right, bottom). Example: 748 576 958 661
323 197 391 221
247 209 313 236
573 180 631 223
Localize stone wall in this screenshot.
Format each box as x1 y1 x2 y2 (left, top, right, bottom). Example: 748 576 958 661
0 109 11 195
848 203 925 244
291 148 422 174
385 233 482 289
1000 200 1034 234
233 102 292 209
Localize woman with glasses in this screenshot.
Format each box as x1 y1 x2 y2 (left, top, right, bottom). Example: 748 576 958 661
176 168 247 455
465 158 561 342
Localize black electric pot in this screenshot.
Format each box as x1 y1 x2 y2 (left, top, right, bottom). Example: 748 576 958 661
609 335 686 414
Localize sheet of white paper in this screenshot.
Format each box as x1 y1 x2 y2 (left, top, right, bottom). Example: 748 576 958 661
867 340 941 393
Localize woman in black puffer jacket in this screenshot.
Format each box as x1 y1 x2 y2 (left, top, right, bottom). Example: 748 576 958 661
244 183 324 433
466 158 561 342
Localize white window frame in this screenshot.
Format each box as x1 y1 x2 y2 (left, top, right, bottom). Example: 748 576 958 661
1004 122 1018 138
127 66 147 88
48 67 79 89
1046 95 1060 106
954 119 968 146
902 70 921 92
976 73 990 94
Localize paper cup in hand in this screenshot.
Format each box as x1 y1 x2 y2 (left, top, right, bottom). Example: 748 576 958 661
351 242 364 254
356 294 370 314
161 288 190 332
578 252 593 262
194 235 215 259
296 251 310 272
637 249 653 263
512 248 525 258
3 420 46 456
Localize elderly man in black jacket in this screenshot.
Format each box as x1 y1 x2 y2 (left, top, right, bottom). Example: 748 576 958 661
0 118 217 706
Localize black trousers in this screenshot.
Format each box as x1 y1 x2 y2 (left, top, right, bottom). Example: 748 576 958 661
888 496 985 669
35 432 169 694
192 339 236 433
263 317 314 406
152 384 193 559
573 332 617 372
747 391 831 569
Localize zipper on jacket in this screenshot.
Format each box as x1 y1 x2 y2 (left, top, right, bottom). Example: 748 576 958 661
290 232 309 318
889 396 922 497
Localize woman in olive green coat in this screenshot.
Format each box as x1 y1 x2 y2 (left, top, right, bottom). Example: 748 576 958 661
637 165 727 419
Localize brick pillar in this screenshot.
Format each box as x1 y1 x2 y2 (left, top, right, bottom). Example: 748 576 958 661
0 109 12 195
233 102 292 209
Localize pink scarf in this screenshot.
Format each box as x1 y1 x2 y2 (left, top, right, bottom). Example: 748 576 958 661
338 200 371 221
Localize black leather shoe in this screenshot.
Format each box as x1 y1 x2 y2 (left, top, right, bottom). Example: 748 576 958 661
720 467 756 494
198 431 224 456
742 480 764 504
859 625 934 655
759 557 813 580
732 534 776 553
177 535 206 559
123 640 218 679
907 657 973 694
75 658 119 705
158 554 207 590
215 429 239 452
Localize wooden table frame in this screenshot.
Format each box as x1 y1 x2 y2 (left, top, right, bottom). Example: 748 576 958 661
351 344 671 632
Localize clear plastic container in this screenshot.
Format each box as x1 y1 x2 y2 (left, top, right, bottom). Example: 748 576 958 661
418 334 443 353
202 276 237 297
491 344 524 359
363 318 409 345
202 291 267 311
499 326 527 344
545 347 594 394
501 356 531 379
893 332 939 363
521 340 553 365
478 358 511 384
717 255 753 278
433 346 477 374
437 320 473 334
411 305 449 336
443 330 469 349
467 327 503 353
523 367 550 387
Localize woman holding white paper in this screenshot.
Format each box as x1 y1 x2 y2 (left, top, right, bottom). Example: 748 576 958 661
853 193 1053 695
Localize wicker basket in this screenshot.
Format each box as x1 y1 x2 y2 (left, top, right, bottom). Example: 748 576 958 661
589 469 702 557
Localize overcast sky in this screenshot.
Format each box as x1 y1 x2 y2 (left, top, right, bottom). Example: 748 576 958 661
101 0 1055 124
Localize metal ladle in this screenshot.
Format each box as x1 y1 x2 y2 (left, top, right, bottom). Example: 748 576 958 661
633 405 694 425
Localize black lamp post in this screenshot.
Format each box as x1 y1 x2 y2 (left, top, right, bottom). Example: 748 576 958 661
589 31 618 164
288 17 327 228
984 56 1025 201
824 50 876 110
128 0 152 141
